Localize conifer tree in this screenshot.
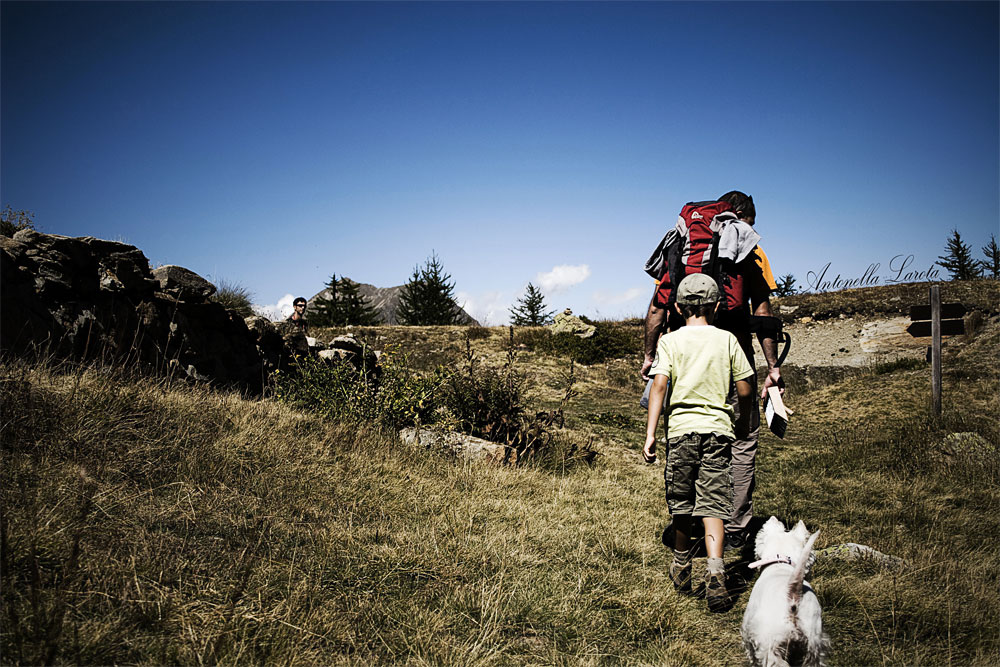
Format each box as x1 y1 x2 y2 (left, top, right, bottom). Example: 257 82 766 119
338 278 381 325
397 253 461 325
773 274 798 297
936 230 983 280
982 234 1000 280
310 274 382 326
509 282 555 325
309 274 342 327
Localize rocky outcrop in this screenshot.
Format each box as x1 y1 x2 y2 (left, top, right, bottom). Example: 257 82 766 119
550 308 596 338
1 230 279 393
152 265 217 301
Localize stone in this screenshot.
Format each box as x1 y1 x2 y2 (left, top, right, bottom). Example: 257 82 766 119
152 265 217 301
550 308 596 338
779 305 800 315
399 427 514 463
816 543 905 571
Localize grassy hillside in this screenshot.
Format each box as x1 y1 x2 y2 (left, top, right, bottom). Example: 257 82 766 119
3 282 998 665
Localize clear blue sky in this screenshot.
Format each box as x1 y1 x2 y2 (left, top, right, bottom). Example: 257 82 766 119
3 1 997 323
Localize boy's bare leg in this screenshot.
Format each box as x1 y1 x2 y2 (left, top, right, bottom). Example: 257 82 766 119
703 517 724 559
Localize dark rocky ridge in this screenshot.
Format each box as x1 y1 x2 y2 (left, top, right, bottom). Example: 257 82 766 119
1 230 290 393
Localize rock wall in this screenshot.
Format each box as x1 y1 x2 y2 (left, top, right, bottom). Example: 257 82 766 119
1 230 285 393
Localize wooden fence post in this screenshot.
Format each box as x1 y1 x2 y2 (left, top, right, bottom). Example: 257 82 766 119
930 285 942 416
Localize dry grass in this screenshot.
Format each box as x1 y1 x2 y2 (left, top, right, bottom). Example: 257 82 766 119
2 304 998 664
775 279 1000 321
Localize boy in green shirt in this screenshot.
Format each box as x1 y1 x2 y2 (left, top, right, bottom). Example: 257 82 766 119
643 273 754 612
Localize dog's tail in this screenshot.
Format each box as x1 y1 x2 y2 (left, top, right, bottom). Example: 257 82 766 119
787 530 820 616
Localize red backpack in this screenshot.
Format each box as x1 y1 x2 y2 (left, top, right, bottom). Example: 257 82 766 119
649 200 747 313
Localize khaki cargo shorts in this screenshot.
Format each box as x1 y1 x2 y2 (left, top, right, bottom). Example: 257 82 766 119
664 432 734 519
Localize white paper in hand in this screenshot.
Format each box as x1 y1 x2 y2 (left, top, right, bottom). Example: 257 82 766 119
764 386 788 439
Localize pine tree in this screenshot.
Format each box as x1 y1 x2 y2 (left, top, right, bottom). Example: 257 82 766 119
982 234 1000 280
397 253 461 325
338 278 381 325
509 282 554 325
773 274 798 297
309 274 342 327
310 274 382 326
936 230 983 280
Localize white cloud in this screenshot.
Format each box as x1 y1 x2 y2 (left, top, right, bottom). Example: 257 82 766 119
536 264 591 293
253 293 296 321
455 290 509 326
592 287 646 306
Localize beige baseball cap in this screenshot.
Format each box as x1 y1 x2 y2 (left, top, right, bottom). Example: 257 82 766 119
676 273 720 305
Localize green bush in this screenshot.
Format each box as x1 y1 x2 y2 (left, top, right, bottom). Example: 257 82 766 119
272 345 443 429
212 279 255 318
441 339 527 444
517 319 641 364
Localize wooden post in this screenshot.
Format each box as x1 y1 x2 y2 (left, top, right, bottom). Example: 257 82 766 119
930 285 942 416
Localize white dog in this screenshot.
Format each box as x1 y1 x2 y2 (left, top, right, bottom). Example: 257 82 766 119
741 516 828 667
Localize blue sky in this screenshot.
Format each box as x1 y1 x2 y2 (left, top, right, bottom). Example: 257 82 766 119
3 1 997 323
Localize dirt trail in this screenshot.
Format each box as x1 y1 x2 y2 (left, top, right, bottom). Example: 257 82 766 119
751 314 928 368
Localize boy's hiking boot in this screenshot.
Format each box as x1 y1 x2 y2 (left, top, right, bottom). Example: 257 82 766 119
669 561 692 595
706 572 729 612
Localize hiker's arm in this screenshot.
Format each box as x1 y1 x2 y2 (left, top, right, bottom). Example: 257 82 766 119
752 297 783 398
734 378 754 440
644 374 668 462
642 295 665 380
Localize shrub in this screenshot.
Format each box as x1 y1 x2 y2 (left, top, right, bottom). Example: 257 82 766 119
211 279 255 318
441 335 527 444
272 345 444 430
463 325 492 340
517 319 641 364
1 206 36 237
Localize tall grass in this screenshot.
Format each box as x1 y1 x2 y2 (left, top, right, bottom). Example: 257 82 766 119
2 314 998 665
0 360 694 664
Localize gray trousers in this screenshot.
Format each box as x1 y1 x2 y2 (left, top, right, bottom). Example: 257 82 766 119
727 342 760 537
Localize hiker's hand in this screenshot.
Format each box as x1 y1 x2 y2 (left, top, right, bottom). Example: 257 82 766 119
760 368 784 399
643 435 657 463
641 356 654 381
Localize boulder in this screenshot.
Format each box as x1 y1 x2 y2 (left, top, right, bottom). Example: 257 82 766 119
399 427 514 464
319 333 379 375
152 265 217 301
816 543 905 571
550 308 596 338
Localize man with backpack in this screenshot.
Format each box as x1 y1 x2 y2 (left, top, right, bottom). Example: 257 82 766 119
641 191 783 554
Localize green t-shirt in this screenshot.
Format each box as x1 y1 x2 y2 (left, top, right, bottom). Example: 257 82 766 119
649 325 754 439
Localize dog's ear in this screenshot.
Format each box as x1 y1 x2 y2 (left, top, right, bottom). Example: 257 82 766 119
793 520 809 541
755 516 783 556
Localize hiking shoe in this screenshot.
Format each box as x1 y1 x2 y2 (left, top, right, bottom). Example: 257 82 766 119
723 533 747 555
706 572 729 612
669 561 692 595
